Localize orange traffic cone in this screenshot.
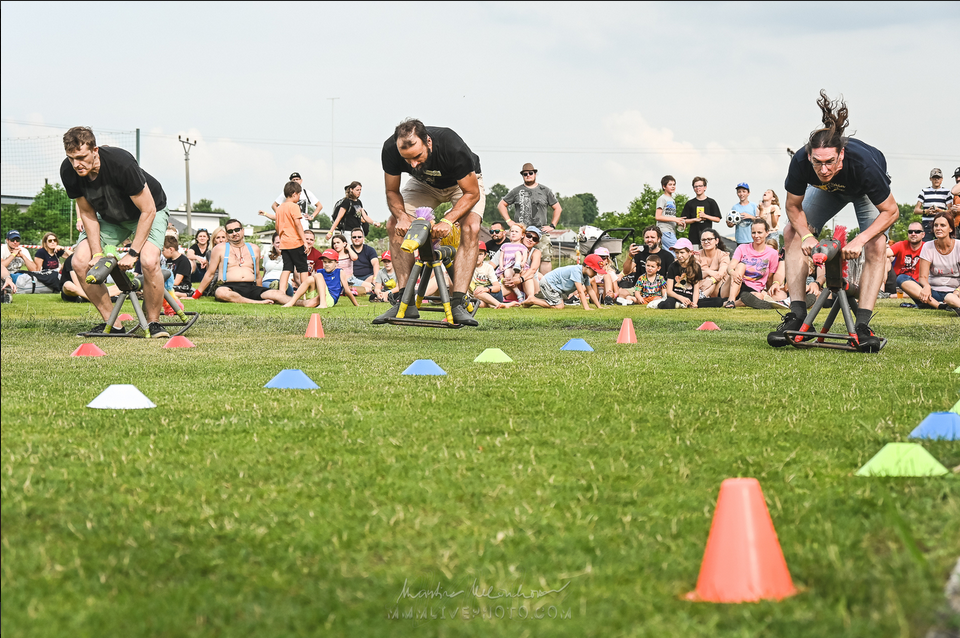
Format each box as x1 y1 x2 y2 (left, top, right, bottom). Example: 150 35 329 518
118 313 134 321
163 335 195 349
617 317 637 343
697 321 720 331
72 343 106 357
305 313 325 338
685 478 797 603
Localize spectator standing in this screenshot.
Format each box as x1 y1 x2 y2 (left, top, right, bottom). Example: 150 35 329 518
268 172 323 230
347 228 380 294
900 211 960 313
727 183 758 246
266 181 309 297
2 230 37 273
498 163 562 274
914 168 951 241
328 182 381 239
758 190 783 241
681 176 722 250
654 175 684 250
186 229 211 282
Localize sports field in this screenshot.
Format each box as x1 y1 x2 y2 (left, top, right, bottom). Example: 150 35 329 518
1 296 958 637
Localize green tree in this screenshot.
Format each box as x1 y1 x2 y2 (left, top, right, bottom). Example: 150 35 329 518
1 184 73 245
483 183 509 224
191 198 226 214
594 185 689 235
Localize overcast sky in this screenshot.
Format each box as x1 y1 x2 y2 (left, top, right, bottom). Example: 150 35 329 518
2 1 958 230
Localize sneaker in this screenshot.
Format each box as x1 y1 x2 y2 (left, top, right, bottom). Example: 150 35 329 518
450 300 479 326
602 295 616 306
80 322 126 336
899 302 917 308
372 300 419 324
877 291 891 299
616 297 634 306
148 322 170 339
772 298 790 309
767 311 805 348
854 323 882 353
741 292 775 310
805 293 819 308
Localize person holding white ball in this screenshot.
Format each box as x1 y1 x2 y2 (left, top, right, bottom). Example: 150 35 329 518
727 182 757 248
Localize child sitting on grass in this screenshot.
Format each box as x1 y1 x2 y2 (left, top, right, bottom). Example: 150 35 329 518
371 251 397 302
634 253 668 305
285 249 358 308
495 225 529 301
471 242 515 308
521 254 605 310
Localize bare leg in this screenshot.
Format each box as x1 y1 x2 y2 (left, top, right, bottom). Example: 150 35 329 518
856 234 885 313
783 224 806 312
138 244 164 323
283 277 315 307
452 215 480 294
386 215 414 290
215 287 274 304
72 241 121 327
278 270 292 299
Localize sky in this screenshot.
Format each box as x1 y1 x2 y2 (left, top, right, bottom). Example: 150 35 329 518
2 1 958 231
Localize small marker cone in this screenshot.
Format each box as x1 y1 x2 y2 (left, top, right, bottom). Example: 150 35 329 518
402 359 447 376
163 335 195 349
118 313 134 321
617 318 637 344
697 321 721 331
954 366 959 374
88 384 156 409
265 369 319 389
951 399 959 415
72 343 106 357
474 348 513 363
561 338 594 352
305 314 325 338
909 412 960 441
686 478 797 603
855 442 949 477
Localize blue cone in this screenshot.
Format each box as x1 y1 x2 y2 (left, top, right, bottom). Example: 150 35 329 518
265 369 319 389
402 359 447 376
561 338 594 352
909 412 960 441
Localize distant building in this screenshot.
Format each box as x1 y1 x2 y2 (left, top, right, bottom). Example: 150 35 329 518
1 194 34 212
167 207 229 236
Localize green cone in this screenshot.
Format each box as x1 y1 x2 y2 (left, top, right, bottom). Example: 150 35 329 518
855 443 949 477
474 348 513 363
951 400 960 415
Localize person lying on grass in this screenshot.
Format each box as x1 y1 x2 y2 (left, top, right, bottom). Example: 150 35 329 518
192 219 319 306
724 219 784 309
286 249 358 308
521 254 605 310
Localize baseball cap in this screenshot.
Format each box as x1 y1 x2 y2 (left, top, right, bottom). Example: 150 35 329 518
670 238 695 252
594 246 610 257
524 225 542 238
478 242 487 252
930 168 943 178
321 249 339 261
583 254 605 273
289 172 301 180
736 182 750 191
381 250 391 261
6 230 21 240
954 167 960 178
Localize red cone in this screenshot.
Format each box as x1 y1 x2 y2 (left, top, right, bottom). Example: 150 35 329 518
163 335 195 349
72 343 106 357
697 321 720 331
118 313 134 321
617 318 637 343
305 314 325 338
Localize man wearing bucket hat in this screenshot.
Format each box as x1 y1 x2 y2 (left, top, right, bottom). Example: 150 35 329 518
914 168 952 242
498 163 562 274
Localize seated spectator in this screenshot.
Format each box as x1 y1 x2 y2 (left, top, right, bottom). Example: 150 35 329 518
186 229 211 283
2 230 37 274
287 249 358 308
1 263 14 302
347 229 379 295
210 226 228 247
371 251 397 302
304 230 323 274
763 237 789 304
471 242 513 309
330 234 356 282
592 246 620 303
58 253 119 303
33 233 71 271
522 254 605 310
634 254 668 306
162 236 193 296
258 233 293 295
696 229 730 298
900 211 960 313
503 226 543 302
622 226 675 283
724 219 784 309
657 239 725 309
891 222 926 298
495 225 528 300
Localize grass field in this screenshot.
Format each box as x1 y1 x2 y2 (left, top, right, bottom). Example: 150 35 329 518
1 295 958 638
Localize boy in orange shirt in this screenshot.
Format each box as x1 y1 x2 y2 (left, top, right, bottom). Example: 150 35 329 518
261 181 307 296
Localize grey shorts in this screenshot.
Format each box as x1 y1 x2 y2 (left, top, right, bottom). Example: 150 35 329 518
535 279 562 306
801 184 882 235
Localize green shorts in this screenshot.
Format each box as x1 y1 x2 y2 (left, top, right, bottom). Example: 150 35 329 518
78 207 170 251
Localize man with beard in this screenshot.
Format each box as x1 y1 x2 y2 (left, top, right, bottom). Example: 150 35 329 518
375 118 484 326
621 226 675 283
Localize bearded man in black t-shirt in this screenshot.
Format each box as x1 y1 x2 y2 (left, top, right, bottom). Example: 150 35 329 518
768 92 900 352
374 118 485 326
60 126 172 337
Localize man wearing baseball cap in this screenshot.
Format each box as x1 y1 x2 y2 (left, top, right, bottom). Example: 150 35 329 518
265 172 323 231
914 168 951 241
1 230 37 275
498 162 563 274
522 253 605 310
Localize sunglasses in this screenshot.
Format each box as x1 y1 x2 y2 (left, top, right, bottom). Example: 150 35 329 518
524 233 539 240
521 171 537 177
490 229 503 234
226 228 243 234
907 230 923 234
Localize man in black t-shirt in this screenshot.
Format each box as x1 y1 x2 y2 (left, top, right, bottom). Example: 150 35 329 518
768 92 899 352
347 229 380 294
60 126 171 337
375 118 485 326
161 236 194 296
621 226 675 284
682 176 722 249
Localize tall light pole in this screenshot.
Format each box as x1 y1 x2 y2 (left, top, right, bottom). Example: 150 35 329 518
178 136 197 236
327 97 339 205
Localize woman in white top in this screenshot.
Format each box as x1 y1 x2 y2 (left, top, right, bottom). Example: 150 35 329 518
258 233 287 292
903 211 959 312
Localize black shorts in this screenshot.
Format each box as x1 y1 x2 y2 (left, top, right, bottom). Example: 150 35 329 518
219 281 271 301
281 248 309 273
61 292 88 303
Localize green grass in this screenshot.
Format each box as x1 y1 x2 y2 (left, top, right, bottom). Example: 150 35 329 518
2 295 958 637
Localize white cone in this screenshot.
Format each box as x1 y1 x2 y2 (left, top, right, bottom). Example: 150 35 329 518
87 384 156 409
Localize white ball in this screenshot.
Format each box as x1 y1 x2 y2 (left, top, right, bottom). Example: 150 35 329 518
726 211 742 225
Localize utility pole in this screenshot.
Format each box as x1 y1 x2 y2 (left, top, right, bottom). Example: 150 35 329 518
328 97 339 205
178 136 197 236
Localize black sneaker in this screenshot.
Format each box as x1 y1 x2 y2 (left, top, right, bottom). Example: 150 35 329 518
854 323 882 353
767 312 805 347
372 300 419 324
450 300 479 326
80 322 126 336
741 292 774 310
602 295 616 306
148 322 170 339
